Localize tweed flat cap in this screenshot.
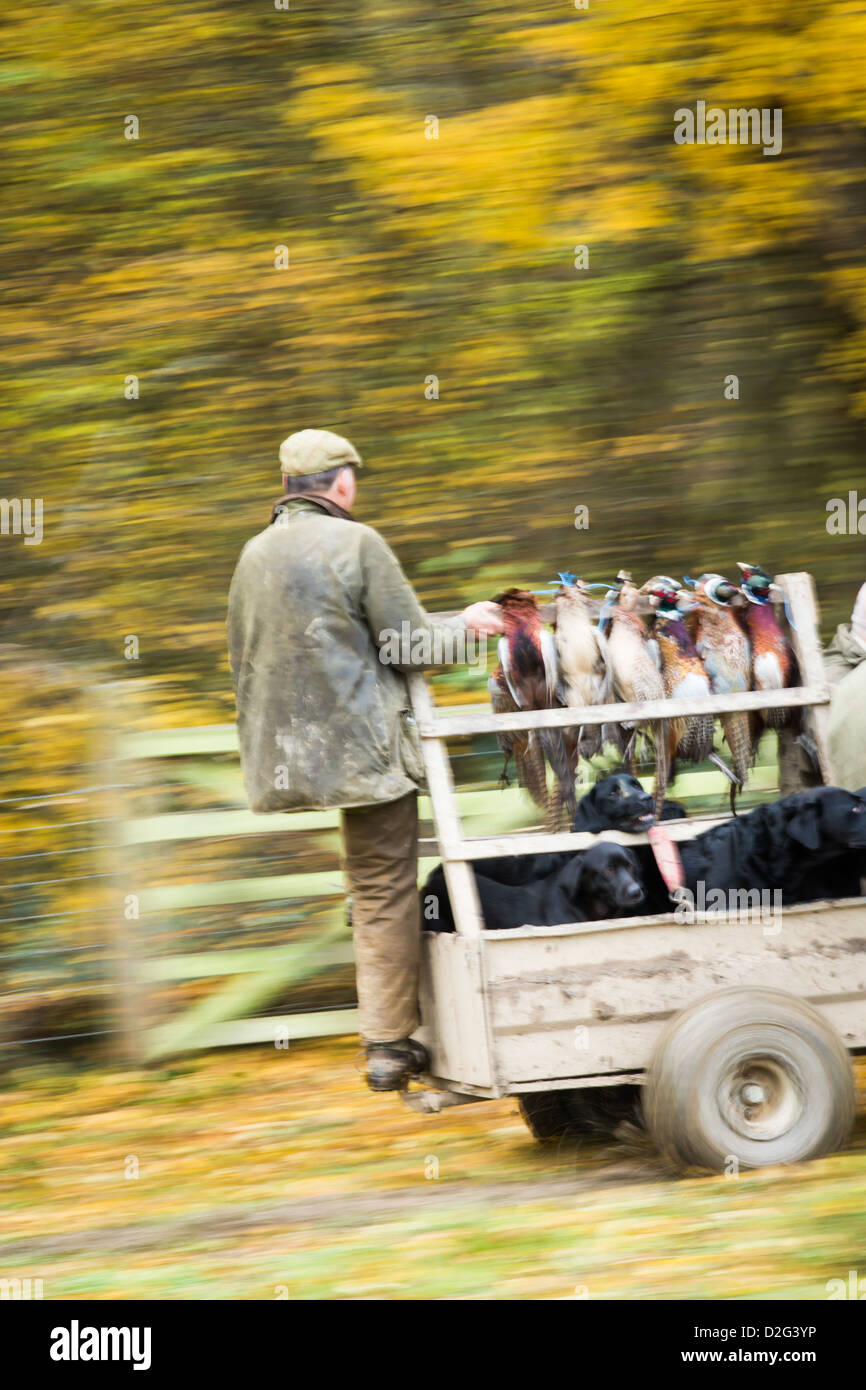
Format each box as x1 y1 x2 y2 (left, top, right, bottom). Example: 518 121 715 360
278 428 363 477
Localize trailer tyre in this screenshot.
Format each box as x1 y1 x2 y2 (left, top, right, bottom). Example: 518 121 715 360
519 1085 640 1142
643 988 855 1172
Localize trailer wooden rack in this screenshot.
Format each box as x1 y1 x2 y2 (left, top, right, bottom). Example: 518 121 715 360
406 572 866 1111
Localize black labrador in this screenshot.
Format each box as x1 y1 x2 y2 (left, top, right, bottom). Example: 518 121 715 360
452 773 684 892
422 841 646 933
572 772 686 833
445 779 866 919
637 786 866 913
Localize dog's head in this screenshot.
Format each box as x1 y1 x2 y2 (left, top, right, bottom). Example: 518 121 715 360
563 841 646 916
575 773 655 832
787 788 866 853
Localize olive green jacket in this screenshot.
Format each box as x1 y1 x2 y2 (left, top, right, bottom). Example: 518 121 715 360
781 621 866 794
823 622 866 684
826 623 866 792
227 498 467 812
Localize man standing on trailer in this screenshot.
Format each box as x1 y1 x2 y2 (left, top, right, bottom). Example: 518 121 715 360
227 429 505 1092
780 579 866 794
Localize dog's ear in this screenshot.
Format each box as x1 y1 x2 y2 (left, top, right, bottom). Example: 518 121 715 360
787 799 823 851
559 852 585 898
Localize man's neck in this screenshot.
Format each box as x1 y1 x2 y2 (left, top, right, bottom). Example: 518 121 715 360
270 492 355 524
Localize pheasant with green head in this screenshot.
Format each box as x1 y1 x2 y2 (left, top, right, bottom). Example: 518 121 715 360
644 580 715 772
552 573 610 763
685 573 753 810
487 588 575 826
603 574 669 815
736 563 796 730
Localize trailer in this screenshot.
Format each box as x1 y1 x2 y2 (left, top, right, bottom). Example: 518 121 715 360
404 573 866 1171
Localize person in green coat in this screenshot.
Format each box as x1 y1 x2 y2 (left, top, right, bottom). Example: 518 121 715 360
227 429 505 1092
780 581 866 794
826 582 866 792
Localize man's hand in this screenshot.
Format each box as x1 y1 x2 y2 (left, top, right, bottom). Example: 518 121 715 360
461 600 506 635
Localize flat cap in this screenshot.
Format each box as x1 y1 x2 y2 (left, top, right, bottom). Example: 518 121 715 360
278 428 362 477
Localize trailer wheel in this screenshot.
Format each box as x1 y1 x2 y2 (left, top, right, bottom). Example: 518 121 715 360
519 1085 640 1142
643 988 855 1173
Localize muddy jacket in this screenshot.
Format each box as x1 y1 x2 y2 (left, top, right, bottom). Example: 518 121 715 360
823 622 866 684
227 498 468 812
826 623 866 792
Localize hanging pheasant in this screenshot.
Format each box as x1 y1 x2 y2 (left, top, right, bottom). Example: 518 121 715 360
603 573 669 814
553 573 611 763
644 580 717 805
685 573 753 811
735 563 797 739
487 588 575 825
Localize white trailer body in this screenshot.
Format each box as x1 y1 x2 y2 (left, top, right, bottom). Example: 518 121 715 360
406 574 865 1167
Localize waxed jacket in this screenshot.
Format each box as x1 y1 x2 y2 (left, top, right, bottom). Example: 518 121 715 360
227 498 467 811
826 622 866 792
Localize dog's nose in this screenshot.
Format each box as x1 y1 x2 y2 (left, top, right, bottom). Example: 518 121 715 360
625 883 644 903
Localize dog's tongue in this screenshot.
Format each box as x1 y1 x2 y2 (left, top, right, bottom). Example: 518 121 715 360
648 824 685 893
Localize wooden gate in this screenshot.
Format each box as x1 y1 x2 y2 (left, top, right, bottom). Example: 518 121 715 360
102 574 823 1065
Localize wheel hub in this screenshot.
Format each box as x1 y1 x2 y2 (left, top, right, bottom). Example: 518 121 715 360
740 1082 766 1106
719 1058 802 1142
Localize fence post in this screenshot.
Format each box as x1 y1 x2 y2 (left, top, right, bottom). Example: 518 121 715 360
92 683 145 1066
777 571 836 786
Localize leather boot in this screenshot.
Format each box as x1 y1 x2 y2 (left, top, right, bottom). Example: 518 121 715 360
365 1038 429 1092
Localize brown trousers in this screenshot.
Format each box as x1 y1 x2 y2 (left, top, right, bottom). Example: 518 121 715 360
340 791 420 1043
778 725 822 797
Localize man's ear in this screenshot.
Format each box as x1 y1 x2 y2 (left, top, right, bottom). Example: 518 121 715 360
787 800 823 851
334 465 357 507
